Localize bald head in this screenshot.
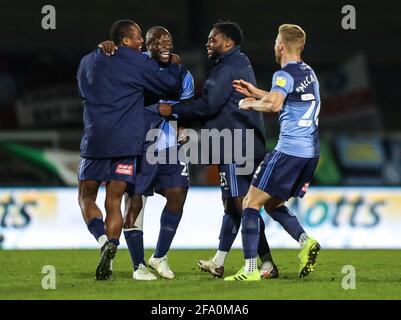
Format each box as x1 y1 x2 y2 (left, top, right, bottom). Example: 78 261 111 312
146 26 171 46
145 26 174 65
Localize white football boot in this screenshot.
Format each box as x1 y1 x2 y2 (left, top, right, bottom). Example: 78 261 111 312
148 254 175 279
133 263 157 281
198 259 224 278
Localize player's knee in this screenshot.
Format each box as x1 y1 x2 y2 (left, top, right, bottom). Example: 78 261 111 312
243 194 263 211
78 185 96 208
104 195 122 213
129 199 143 215
223 204 242 218
165 190 186 213
165 201 184 214
264 200 286 216
224 199 242 216
106 188 125 201
267 205 290 222
78 192 85 208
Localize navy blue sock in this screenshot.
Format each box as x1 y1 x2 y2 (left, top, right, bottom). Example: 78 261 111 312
269 206 305 241
241 208 260 259
124 230 146 270
218 212 241 252
108 238 120 247
87 217 106 241
154 207 182 258
257 216 272 261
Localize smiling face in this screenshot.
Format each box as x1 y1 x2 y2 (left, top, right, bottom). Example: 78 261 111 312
146 27 174 65
205 28 232 59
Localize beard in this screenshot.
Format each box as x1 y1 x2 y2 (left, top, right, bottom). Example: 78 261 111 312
207 49 219 61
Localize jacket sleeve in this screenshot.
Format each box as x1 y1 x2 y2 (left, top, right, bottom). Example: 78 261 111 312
137 56 185 100
172 65 233 120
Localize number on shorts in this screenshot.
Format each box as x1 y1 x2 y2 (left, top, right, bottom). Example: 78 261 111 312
180 162 189 176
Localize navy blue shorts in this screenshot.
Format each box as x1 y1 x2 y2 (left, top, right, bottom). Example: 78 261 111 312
126 153 189 196
78 157 136 184
252 150 319 200
218 162 260 200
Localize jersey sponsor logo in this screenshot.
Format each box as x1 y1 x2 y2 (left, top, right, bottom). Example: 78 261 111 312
301 93 315 101
115 164 134 176
295 74 316 93
302 182 310 193
275 76 287 87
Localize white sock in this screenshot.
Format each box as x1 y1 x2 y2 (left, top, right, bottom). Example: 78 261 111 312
299 232 309 246
245 258 257 273
212 250 228 266
98 234 108 247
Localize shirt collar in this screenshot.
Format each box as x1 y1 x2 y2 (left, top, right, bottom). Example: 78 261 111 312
282 60 301 68
215 46 240 64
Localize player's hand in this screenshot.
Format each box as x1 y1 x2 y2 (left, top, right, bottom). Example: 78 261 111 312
170 53 181 64
98 41 118 56
177 127 190 145
159 103 173 116
239 97 257 110
233 79 258 98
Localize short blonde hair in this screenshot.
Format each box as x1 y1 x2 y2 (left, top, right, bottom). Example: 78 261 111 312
278 24 306 54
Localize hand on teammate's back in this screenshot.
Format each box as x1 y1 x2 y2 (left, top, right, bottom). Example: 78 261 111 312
233 79 257 98
98 40 118 56
159 103 173 116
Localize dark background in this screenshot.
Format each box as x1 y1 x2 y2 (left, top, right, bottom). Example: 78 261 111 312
0 0 400 186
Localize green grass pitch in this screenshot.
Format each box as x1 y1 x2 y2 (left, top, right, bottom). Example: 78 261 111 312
1 249 400 300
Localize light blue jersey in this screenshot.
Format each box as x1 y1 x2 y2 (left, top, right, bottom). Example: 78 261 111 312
270 61 320 158
156 70 194 151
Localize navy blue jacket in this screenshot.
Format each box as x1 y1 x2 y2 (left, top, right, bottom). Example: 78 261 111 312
172 46 266 162
77 47 183 159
